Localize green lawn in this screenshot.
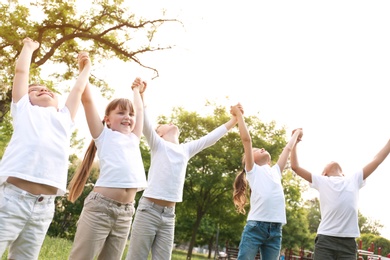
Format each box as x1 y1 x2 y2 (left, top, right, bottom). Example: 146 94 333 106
1 236 210 260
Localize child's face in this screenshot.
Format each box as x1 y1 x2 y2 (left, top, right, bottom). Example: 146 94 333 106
104 106 135 134
253 148 271 165
28 85 59 108
322 161 343 176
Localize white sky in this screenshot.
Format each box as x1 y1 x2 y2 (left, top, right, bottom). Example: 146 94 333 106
70 0 390 240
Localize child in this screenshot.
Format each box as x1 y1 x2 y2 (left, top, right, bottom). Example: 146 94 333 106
231 104 302 260
67 78 147 260
291 132 390 259
125 81 240 260
0 37 91 260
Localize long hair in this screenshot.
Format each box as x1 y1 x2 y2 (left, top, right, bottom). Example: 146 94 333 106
67 98 133 202
233 154 250 215
67 139 97 202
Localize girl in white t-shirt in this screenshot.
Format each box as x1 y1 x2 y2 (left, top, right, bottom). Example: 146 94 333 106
291 134 390 260
0 38 91 260
67 78 147 260
231 104 302 260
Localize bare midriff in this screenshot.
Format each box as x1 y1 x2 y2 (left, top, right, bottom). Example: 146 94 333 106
7 177 57 195
93 186 137 204
145 197 176 207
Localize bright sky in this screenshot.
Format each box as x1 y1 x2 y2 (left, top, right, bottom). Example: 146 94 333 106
71 1 390 241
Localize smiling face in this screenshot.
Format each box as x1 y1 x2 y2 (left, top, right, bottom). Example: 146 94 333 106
104 99 135 135
28 84 59 108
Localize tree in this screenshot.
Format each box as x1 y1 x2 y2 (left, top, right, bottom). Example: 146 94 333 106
304 197 321 234
0 0 180 122
162 103 289 259
282 170 312 251
358 233 390 257
359 211 384 236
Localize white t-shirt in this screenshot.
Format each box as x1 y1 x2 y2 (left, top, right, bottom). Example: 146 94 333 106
311 170 365 237
246 164 287 224
142 108 228 202
94 127 147 190
0 94 74 195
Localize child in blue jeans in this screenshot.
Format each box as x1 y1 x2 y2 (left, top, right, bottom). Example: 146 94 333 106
231 104 302 260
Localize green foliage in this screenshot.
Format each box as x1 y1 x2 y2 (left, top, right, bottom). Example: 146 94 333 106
0 0 180 123
0 113 13 159
169 103 290 258
359 211 383 236
47 157 99 239
358 233 390 256
282 170 312 251
0 236 210 260
303 198 321 234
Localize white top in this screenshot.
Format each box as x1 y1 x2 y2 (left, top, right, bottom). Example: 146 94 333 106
0 94 74 195
94 127 147 190
246 164 286 224
142 108 228 202
311 170 365 237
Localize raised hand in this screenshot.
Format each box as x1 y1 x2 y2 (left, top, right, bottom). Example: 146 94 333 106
22 37 40 52
77 52 91 73
292 128 303 142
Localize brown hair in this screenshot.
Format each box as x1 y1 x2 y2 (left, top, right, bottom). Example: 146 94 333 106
67 98 133 202
233 154 250 214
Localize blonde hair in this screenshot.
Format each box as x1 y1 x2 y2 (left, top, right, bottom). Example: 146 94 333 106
67 98 134 202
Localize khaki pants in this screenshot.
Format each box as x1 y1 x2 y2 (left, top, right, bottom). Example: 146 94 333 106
69 191 135 260
126 196 175 260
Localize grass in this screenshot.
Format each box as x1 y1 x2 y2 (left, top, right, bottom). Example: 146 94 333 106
1 236 210 260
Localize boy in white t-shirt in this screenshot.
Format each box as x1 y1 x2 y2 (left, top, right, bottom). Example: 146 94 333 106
0 37 91 260
126 80 239 260
291 133 390 260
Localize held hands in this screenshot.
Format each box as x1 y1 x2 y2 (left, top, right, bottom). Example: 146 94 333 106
22 37 40 52
131 77 147 93
292 128 303 142
77 52 91 73
230 103 244 116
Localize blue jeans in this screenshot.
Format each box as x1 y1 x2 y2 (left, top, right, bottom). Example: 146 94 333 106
313 234 357 260
237 220 282 260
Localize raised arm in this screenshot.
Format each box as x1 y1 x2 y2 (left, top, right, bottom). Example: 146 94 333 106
131 77 146 138
81 83 104 139
224 112 238 131
65 52 91 121
362 139 390 180
231 103 254 172
276 128 302 171
290 129 312 183
12 37 40 102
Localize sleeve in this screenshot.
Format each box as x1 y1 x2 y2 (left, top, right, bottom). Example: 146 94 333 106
142 108 162 150
11 94 29 118
184 124 228 158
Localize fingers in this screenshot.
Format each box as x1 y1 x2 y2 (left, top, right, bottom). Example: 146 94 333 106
77 52 90 72
131 78 147 93
292 128 303 142
23 37 40 50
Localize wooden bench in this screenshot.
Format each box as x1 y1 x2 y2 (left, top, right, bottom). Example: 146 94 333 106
223 242 261 260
